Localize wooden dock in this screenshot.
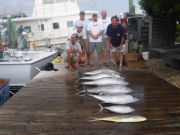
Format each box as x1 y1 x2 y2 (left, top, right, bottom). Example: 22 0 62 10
0 64 180 135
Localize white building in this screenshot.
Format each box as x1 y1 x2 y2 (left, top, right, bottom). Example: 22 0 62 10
1 0 97 47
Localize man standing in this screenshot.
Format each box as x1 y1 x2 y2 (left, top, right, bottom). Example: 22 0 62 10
87 13 104 66
64 34 82 70
106 16 125 70
74 11 90 65
99 10 111 66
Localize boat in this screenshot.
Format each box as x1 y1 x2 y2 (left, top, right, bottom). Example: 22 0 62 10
0 49 58 86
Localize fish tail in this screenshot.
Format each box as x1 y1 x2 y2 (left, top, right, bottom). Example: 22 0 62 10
75 89 82 96
75 84 81 88
75 79 80 83
83 85 88 93
98 104 104 113
88 117 99 122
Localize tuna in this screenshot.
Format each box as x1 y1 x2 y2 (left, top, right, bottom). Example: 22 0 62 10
88 94 138 104
83 78 128 86
83 68 118 76
78 85 132 94
99 104 134 114
79 73 123 80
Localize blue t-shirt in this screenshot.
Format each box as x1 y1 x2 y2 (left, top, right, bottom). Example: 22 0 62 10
106 24 125 47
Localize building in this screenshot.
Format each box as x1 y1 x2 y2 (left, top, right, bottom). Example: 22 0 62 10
0 0 96 48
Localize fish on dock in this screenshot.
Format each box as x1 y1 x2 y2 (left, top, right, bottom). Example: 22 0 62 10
83 68 118 76
83 78 128 86
77 85 133 95
99 104 135 114
88 94 138 104
79 73 123 80
89 115 147 123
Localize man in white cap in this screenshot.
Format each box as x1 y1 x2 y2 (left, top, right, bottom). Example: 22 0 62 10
87 13 104 66
74 11 90 65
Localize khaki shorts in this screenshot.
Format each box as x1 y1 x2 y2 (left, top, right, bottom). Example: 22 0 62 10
88 42 103 54
102 38 110 50
64 53 79 63
111 44 125 53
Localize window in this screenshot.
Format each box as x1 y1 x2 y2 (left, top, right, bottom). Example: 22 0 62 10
56 0 68 3
43 0 55 4
53 22 59 29
24 26 31 33
67 21 73 27
40 24 44 31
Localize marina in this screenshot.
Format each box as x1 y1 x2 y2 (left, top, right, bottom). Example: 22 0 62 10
0 0 179 134
0 64 179 134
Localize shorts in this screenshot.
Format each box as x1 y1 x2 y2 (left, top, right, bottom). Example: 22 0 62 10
88 42 103 54
111 44 125 53
64 53 79 63
102 38 110 50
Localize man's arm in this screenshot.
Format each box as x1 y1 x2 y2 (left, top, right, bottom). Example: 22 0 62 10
87 30 96 39
95 30 104 39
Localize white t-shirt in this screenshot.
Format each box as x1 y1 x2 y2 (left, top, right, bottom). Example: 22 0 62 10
74 19 89 39
99 17 111 38
87 21 104 42
64 41 82 57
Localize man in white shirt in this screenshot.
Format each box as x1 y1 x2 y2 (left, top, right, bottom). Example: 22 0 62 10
64 34 82 70
87 13 104 66
74 11 90 65
99 10 111 66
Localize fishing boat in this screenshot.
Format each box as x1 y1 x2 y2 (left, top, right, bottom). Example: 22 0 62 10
0 49 58 86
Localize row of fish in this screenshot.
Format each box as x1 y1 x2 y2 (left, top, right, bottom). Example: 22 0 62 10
76 68 146 122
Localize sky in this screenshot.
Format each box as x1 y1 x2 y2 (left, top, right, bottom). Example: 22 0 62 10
0 0 141 16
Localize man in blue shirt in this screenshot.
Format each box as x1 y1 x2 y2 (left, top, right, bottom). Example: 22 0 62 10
106 16 125 70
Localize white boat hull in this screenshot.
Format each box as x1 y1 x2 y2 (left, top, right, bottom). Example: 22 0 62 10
0 51 58 86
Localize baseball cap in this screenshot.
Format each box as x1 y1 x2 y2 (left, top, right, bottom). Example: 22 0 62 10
79 11 85 15
92 13 98 16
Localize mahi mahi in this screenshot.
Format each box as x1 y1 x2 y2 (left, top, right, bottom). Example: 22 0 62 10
89 115 147 123
79 85 132 94
83 78 128 86
99 104 134 114
88 94 138 104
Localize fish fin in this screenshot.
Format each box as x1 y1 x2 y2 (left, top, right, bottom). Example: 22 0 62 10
75 83 82 88
83 85 88 94
75 90 84 96
98 104 104 113
99 93 104 96
75 79 80 83
88 117 99 122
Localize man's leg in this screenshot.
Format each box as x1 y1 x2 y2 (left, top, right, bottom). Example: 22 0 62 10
96 42 103 66
82 39 90 65
119 44 125 70
67 53 73 69
75 53 82 68
101 39 106 65
112 47 117 65
119 52 123 67
105 39 110 65
88 42 95 66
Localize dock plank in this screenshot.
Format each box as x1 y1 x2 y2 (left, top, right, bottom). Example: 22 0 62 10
0 66 180 134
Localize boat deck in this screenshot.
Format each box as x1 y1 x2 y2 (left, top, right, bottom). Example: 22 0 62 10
0 63 180 135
